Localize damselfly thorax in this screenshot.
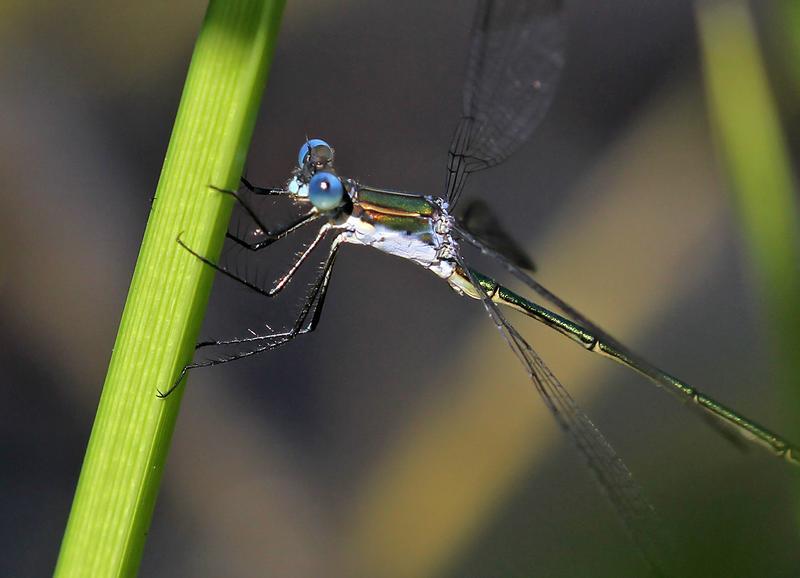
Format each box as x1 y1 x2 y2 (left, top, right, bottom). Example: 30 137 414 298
343 185 458 280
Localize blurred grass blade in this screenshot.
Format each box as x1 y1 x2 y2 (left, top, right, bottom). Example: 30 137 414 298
776 0 800 104
54 1 285 576
697 2 800 447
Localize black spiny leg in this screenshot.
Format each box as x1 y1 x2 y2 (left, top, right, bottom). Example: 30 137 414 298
177 222 333 299
210 183 319 252
240 175 283 196
195 233 344 352
158 233 345 398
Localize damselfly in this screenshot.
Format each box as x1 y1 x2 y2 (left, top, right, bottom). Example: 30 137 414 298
163 0 799 572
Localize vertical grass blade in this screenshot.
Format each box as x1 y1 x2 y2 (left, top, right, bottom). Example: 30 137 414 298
697 2 800 451
54 1 285 575
776 0 800 103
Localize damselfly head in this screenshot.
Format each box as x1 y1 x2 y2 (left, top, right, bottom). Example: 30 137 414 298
297 138 335 175
286 138 347 211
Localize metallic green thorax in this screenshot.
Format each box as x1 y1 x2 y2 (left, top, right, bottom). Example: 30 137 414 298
367 213 434 236
357 185 437 216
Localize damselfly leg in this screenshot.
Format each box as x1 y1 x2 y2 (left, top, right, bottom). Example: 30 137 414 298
159 188 343 398
210 181 320 251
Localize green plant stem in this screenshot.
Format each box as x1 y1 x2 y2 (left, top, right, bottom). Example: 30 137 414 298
697 3 800 442
54 1 285 576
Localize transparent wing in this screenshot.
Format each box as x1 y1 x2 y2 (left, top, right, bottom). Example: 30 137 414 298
445 0 565 207
453 256 667 576
458 199 536 270
455 225 757 452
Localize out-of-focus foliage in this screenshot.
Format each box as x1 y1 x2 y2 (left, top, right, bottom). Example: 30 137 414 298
698 0 800 476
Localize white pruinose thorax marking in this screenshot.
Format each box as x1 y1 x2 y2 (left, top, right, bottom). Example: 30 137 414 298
340 209 457 279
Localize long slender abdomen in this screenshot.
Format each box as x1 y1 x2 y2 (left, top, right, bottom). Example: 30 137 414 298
448 266 800 464
448 266 596 347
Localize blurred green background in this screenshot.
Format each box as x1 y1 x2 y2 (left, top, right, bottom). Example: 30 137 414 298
1 0 799 576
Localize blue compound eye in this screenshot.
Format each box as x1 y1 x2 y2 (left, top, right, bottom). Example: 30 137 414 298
309 171 344 210
298 138 332 167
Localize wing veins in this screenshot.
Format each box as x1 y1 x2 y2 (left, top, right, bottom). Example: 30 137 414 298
453 254 668 577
